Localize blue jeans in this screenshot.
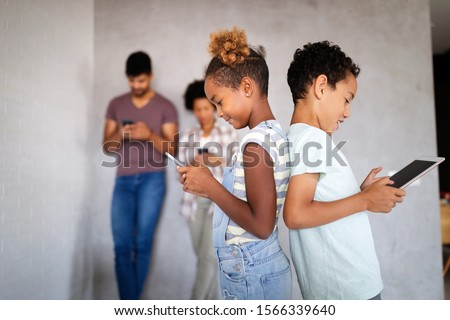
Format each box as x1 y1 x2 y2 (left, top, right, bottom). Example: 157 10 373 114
111 171 166 300
216 231 292 300
213 165 292 300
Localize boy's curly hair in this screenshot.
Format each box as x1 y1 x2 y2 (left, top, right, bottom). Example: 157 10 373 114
287 41 360 103
205 27 269 97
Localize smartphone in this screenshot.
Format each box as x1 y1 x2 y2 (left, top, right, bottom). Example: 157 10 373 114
197 148 209 154
122 119 134 126
165 152 185 167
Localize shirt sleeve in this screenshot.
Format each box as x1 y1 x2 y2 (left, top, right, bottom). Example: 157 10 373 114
241 129 277 165
290 128 328 177
105 99 117 121
162 100 179 125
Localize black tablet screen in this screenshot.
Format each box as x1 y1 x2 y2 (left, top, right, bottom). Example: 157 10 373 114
390 160 436 188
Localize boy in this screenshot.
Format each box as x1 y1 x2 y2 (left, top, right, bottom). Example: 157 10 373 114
284 41 406 299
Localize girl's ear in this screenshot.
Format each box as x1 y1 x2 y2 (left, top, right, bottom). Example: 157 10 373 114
240 77 254 97
314 74 328 99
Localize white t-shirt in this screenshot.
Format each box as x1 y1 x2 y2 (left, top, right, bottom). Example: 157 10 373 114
287 123 383 300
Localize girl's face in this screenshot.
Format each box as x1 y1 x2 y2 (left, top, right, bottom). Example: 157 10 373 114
318 73 357 134
204 78 251 129
192 98 215 126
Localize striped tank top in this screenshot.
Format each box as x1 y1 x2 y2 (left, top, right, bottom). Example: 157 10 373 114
225 120 290 245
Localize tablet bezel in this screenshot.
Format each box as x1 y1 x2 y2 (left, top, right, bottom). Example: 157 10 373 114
390 156 445 189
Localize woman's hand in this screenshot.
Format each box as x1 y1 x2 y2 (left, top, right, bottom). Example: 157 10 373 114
177 165 216 198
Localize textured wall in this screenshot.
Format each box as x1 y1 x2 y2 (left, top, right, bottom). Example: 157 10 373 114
0 0 94 299
92 0 442 299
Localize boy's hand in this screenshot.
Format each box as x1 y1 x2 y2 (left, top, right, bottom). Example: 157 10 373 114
363 177 406 213
361 166 383 191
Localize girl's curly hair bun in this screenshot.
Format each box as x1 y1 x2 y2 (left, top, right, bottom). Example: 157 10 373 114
208 27 250 67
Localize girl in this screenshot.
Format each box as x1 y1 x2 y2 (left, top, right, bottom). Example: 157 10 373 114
178 27 292 300
179 79 238 299
284 41 407 299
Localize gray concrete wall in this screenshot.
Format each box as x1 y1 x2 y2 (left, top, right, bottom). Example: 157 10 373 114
0 0 94 298
93 0 443 299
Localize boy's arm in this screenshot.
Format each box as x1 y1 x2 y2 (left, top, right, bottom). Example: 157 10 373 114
283 173 406 229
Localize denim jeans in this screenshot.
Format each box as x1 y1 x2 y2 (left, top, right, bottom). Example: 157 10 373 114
111 171 166 300
212 163 292 300
216 230 292 300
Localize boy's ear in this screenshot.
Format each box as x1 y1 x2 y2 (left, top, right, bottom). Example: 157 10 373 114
314 74 328 99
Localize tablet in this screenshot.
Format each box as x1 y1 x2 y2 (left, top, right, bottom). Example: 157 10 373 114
390 156 445 189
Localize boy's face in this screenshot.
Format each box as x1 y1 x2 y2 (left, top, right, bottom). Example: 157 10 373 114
318 73 357 134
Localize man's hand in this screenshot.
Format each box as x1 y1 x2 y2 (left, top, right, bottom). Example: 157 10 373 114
123 122 152 141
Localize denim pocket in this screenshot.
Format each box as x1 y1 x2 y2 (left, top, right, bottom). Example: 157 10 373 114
261 262 292 300
219 258 245 282
219 259 247 300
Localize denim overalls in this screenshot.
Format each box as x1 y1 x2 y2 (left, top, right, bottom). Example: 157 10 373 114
212 121 292 300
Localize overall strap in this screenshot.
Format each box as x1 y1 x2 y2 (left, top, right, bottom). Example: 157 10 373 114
259 120 287 140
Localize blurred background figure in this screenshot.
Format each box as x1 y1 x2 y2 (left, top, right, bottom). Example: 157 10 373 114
102 51 179 299
178 80 238 299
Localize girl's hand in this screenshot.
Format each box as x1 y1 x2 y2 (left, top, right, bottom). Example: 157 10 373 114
362 177 406 213
177 165 216 198
361 166 383 191
194 153 224 167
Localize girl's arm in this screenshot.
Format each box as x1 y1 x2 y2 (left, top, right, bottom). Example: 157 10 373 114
179 143 276 239
283 173 406 229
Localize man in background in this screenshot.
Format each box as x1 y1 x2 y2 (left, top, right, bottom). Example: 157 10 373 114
103 51 178 299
